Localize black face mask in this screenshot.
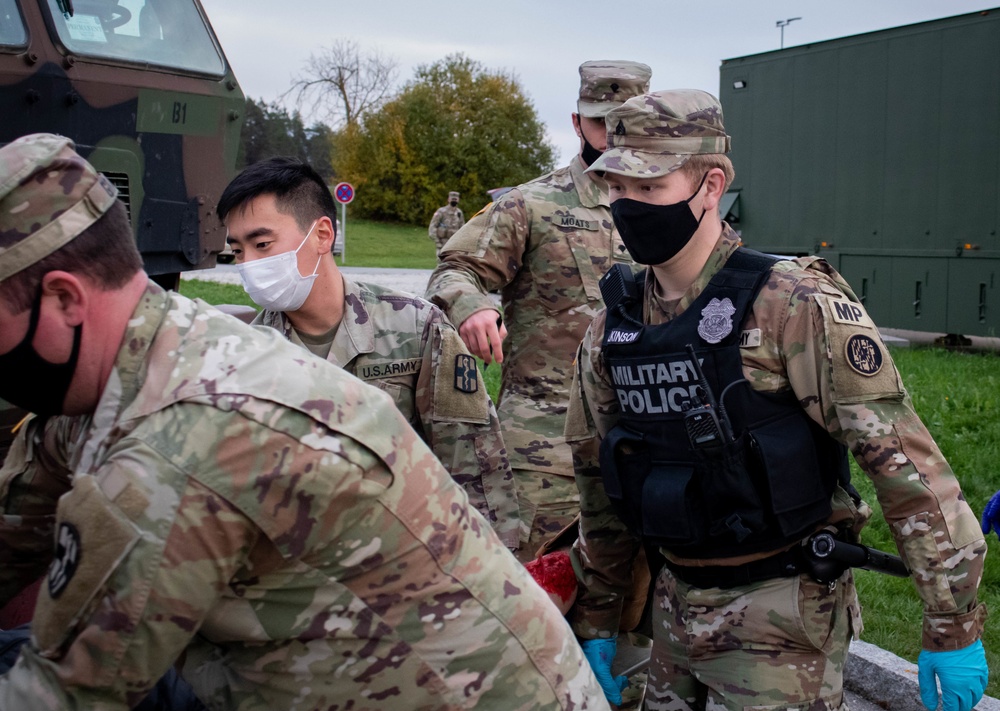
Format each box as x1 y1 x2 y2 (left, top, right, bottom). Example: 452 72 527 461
0 290 82 416
449 200 458 207
610 173 708 265
580 134 602 168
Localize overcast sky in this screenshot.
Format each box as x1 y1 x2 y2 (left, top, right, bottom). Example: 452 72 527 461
199 1 998 166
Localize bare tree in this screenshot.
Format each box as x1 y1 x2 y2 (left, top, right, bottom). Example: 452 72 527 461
286 39 399 128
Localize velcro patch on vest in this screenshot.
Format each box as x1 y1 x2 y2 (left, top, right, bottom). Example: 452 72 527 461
739 328 762 348
557 216 598 230
358 358 422 380
828 298 875 329
606 329 641 345
33 474 140 660
433 328 490 424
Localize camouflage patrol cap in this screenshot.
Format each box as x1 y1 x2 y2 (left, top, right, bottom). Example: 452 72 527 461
448 191 460 201
587 89 731 177
577 60 652 118
0 133 118 283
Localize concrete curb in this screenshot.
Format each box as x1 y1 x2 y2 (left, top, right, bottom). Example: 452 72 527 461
845 640 998 711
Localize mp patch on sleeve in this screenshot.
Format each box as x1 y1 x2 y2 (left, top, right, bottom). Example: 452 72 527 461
828 298 876 329
813 293 902 402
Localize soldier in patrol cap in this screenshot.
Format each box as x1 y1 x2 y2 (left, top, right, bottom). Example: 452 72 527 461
428 190 466 256
0 134 607 709
219 158 519 550
425 60 651 563
565 91 988 709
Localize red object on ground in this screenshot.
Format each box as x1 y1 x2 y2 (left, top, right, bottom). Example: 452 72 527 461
525 551 578 613
0 578 42 629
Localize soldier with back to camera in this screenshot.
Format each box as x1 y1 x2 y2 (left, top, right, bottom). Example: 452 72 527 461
0 133 607 711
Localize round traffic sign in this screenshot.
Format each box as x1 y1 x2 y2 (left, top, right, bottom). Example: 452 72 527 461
334 182 355 204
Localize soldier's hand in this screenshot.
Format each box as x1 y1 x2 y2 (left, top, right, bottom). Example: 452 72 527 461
459 310 507 365
580 637 628 706
918 640 988 711
980 489 1000 537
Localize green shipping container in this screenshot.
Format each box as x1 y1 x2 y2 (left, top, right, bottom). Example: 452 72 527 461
719 8 1000 337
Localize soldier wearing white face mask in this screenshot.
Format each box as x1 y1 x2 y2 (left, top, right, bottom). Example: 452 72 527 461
218 158 521 550
237 219 322 311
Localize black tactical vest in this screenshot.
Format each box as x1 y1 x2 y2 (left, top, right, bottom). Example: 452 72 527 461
598 248 849 558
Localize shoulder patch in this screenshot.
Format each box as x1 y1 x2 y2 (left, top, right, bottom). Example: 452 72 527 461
812 294 902 402
48 522 81 598
433 328 490 424
453 354 479 393
845 334 883 376
828 298 875 329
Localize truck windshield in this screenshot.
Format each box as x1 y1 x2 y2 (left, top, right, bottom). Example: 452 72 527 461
45 0 225 76
0 0 27 48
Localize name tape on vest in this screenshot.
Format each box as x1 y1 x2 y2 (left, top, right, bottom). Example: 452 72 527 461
740 328 762 348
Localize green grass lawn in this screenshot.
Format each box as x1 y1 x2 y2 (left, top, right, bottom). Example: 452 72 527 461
336 217 438 269
183 271 998 695
851 346 999 696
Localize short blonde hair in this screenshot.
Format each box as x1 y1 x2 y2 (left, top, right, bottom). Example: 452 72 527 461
678 154 735 192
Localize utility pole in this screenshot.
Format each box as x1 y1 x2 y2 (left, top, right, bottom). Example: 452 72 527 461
776 17 802 49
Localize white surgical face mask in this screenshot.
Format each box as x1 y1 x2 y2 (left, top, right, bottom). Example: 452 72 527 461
236 221 321 312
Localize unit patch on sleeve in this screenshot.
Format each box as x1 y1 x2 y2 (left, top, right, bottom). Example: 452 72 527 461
845 334 883 376
433 327 490 424
814 293 903 402
48 522 81 599
454 354 479 393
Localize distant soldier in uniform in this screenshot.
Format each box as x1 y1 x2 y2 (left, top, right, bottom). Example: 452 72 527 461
565 90 988 710
425 60 651 562
219 159 518 550
428 190 465 255
0 134 607 710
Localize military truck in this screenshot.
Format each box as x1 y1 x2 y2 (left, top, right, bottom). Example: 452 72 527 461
719 7 1000 339
1 0 245 459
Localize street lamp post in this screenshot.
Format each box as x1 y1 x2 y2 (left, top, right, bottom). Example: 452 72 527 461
776 17 802 49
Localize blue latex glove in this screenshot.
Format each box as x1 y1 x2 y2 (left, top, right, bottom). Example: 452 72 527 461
981 489 1000 536
918 640 988 711
580 637 629 706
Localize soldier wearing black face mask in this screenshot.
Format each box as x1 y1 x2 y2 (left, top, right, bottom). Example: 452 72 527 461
566 89 987 711
425 60 652 567
428 190 466 256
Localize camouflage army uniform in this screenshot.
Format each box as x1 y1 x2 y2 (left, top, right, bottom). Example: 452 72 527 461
0 284 608 710
426 160 634 557
567 226 987 710
425 61 649 561
254 278 519 549
429 204 465 254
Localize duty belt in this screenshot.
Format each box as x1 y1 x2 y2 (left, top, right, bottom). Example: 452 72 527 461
664 546 804 589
